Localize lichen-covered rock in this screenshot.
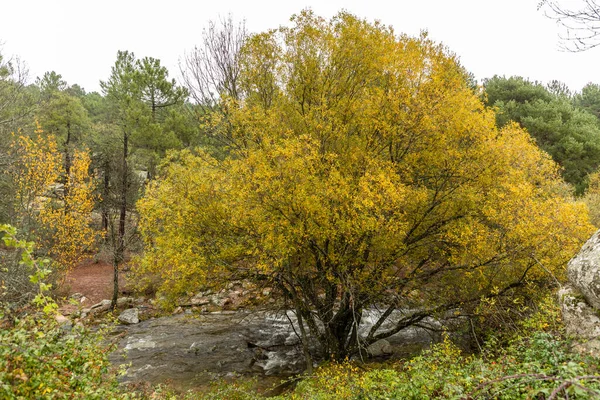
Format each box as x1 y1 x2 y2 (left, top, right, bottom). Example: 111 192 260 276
559 285 600 338
559 284 600 357
568 230 600 309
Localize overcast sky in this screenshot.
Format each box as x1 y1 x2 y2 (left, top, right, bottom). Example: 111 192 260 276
1 0 598 94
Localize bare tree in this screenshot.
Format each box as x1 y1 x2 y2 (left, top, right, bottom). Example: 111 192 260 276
0 50 34 135
540 0 600 51
180 15 248 109
0 47 35 224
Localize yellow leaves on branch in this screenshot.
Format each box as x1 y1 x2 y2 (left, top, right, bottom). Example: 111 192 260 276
11 126 97 271
39 149 97 270
11 128 61 216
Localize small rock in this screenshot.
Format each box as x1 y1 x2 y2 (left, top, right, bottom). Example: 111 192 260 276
80 296 87 304
118 308 140 325
89 299 112 314
55 313 69 324
117 297 134 307
70 292 84 300
367 339 393 357
191 295 210 306
91 299 112 309
209 294 229 307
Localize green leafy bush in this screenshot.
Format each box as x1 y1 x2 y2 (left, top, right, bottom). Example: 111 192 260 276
0 224 130 399
0 317 128 399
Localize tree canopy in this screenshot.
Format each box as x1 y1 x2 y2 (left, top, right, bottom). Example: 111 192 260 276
136 11 593 360
483 75 600 194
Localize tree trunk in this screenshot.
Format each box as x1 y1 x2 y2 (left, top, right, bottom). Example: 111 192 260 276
112 252 119 310
101 161 110 232
112 131 128 310
295 305 313 375
118 132 128 255
63 121 71 202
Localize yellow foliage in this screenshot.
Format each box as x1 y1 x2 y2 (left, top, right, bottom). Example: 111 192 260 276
11 125 97 271
10 126 61 224
38 149 97 270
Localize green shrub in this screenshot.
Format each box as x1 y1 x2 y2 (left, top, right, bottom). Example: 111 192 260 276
0 317 129 399
0 224 130 399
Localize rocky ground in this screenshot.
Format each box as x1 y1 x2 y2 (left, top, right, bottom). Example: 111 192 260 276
56 259 439 393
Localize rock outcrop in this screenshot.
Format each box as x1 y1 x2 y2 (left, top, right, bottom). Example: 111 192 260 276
568 230 600 309
561 230 600 356
559 285 600 356
110 309 439 387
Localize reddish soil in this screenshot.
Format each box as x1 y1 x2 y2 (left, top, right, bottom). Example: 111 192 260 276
61 259 130 307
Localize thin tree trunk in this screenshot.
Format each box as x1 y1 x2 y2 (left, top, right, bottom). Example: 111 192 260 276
101 161 110 232
112 131 128 310
63 121 71 204
296 307 314 375
118 132 128 255
112 253 119 310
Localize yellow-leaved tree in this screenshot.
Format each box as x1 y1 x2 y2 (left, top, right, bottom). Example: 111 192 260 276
10 126 61 237
11 126 97 272
136 11 594 360
38 148 97 270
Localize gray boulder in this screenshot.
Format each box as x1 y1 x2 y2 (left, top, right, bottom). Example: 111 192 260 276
568 230 600 309
119 308 140 325
559 285 600 357
559 285 600 338
366 339 393 357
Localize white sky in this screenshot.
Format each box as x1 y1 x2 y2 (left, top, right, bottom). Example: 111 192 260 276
1 0 598 94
